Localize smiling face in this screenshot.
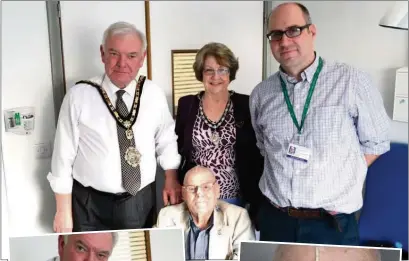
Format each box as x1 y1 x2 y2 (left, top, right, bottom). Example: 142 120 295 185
58 233 114 261
202 55 231 95
268 3 316 70
182 167 220 216
100 32 146 88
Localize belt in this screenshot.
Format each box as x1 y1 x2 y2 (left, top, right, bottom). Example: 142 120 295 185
282 207 329 219
74 179 132 199
113 192 132 198
271 201 343 232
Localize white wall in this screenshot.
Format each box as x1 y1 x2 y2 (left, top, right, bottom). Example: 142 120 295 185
2 1 56 236
9 234 58 261
269 1 408 143
1 151 10 260
59 1 147 90
149 228 185 261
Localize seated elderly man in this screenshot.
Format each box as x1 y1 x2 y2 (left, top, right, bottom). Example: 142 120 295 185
155 166 255 260
47 232 118 261
272 244 382 261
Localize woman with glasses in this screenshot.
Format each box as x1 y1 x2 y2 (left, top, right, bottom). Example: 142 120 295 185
174 42 264 218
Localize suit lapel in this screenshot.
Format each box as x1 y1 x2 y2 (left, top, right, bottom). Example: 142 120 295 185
208 203 232 260
180 203 190 230
231 93 246 132
231 93 246 158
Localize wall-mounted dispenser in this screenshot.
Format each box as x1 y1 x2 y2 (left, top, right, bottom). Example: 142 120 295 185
392 67 408 123
4 107 35 135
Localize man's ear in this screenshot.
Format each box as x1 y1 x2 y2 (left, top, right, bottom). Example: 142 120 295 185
215 183 221 199
100 45 105 63
181 190 186 201
309 24 317 39
58 235 65 258
138 50 147 67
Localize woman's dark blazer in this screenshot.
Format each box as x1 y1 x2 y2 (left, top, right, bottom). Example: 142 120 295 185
174 91 264 219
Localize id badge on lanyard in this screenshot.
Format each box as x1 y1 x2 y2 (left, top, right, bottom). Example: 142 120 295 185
287 133 311 163
282 57 323 163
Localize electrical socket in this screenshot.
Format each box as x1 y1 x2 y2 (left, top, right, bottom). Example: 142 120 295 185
34 142 52 159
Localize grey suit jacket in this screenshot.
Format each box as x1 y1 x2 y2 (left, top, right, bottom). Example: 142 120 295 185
154 200 256 260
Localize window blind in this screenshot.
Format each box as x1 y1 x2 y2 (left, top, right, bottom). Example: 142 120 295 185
109 230 151 261
171 50 203 116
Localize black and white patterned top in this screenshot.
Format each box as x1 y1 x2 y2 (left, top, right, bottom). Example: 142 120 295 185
191 102 240 199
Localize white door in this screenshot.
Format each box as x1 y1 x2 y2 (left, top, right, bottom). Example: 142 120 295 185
59 1 148 90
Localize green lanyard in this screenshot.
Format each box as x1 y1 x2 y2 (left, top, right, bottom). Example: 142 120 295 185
280 57 323 134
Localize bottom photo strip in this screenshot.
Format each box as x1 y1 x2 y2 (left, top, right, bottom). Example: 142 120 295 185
8 228 185 261
240 241 403 261
7 229 405 261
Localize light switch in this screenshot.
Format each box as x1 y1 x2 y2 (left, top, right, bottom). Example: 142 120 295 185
34 142 52 159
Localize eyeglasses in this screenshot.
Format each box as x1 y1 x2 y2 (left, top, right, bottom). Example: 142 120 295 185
183 181 217 194
203 68 230 76
266 24 311 41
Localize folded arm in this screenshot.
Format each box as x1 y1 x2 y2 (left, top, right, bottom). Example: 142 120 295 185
353 70 391 166
249 89 266 157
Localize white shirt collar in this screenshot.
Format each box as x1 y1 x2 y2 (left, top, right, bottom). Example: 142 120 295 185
102 74 140 98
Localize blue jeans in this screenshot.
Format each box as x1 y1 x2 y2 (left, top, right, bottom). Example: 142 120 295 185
258 197 360 245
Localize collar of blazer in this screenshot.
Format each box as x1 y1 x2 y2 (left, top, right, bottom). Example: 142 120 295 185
181 200 233 260
180 200 226 230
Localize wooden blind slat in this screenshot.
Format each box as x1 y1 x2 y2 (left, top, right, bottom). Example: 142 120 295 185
129 231 145 236
129 245 146 250
175 88 203 94
172 50 201 116
174 52 196 55
109 231 148 261
173 72 197 77
130 249 147 255
174 82 202 87
174 84 201 90
174 68 196 73
129 235 145 239
174 57 195 61
174 65 194 69
129 241 146 245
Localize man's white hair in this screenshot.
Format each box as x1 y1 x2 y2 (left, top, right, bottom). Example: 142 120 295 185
63 232 119 248
272 245 382 261
102 21 147 52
